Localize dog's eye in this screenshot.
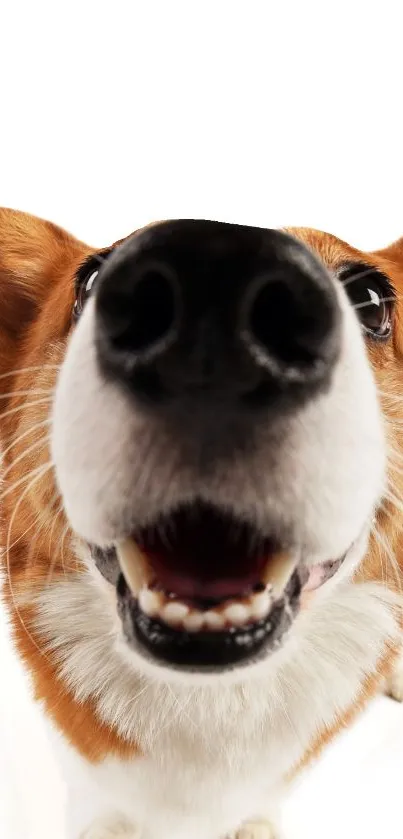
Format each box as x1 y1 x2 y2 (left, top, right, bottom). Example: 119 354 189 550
77 268 99 309
74 251 113 320
339 263 395 340
74 269 99 316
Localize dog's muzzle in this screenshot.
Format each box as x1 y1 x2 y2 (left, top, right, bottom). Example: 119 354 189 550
87 222 343 670
90 499 351 673
53 221 380 674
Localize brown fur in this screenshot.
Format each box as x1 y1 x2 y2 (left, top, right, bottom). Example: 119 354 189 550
0 209 136 760
0 210 402 767
13 603 137 762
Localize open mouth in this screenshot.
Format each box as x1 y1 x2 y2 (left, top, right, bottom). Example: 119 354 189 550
95 502 345 672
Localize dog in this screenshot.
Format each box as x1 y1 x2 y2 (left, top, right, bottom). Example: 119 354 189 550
1 209 403 839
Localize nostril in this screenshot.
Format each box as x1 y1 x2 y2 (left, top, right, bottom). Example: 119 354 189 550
242 268 340 382
98 261 179 359
249 276 320 366
125 266 177 353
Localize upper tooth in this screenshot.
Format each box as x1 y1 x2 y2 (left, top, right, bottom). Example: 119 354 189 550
138 588 161 617
116 538 150 595
249 589 271 619
262 551 298 596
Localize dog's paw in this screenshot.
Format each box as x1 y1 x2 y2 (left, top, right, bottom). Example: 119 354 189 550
79 814 140 839
386 652 403 702
226 819 277 839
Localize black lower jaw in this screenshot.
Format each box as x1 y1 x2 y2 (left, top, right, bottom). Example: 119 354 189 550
117 570 303 672
90 544 303 670
132 602 288 669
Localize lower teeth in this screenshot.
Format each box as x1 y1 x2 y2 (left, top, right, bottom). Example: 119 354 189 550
116 539 299 633
137 586 272 632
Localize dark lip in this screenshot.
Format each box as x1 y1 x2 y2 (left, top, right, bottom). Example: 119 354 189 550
116 568 303 672
90 525 351 671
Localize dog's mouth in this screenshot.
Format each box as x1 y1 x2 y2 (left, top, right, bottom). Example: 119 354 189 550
95 502 346 672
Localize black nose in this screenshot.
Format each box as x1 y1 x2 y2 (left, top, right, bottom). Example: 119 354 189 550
95 220 341 412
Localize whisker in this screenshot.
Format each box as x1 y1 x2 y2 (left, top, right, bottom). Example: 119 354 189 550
387 458 403 477
378 390 403 402
1 418 52 461
7 516 42 552
370 520 386 589
0 397 53 423
384 424 403 435
5 462 56 663
353 295 396 311
376 390 403 411
0 388 53 400
48 501 64 558
0 461 54 504
385 476 403 499
387 457 403 475
387 437 403 458
117 681 151 717
154 684 197 742
372 524 403 596
0 364 60 383
377 499 403 528
59 523 71 578
7 488 61 554
385 481 403 502
383 489 403 518
341 266 381 288
1 435 50 480
46 506 67 586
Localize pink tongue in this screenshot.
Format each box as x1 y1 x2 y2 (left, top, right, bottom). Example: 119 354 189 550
302 558 343 593
145 551 264 600
302 564 327 593
150 568 259 600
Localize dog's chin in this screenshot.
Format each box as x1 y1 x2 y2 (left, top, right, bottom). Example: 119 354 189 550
89 501 368 681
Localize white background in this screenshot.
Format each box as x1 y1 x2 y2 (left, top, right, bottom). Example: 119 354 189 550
1 2 403 838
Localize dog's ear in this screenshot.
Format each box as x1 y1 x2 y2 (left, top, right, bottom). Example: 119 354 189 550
0 208 90 381
372 237 403 266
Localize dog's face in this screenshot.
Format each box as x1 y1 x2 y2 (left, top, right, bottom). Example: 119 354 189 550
2 212 402 686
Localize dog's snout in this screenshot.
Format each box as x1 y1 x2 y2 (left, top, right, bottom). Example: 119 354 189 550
95 220 341 411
